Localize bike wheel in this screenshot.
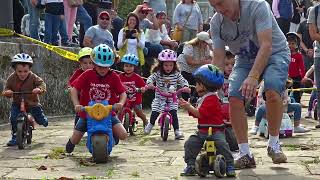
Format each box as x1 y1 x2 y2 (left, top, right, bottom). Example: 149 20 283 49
213 155 226 178
195 152 209 177
129 115 136 136
26 126 32 144
161 116 170 141
92 135 108 163
314 107 318 120
123 113 130 133
17 121 26 149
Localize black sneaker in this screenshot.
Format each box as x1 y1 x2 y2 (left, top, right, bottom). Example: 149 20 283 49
234 154 256 169
65 139 75 153
180 165 196 176
315 124 320 128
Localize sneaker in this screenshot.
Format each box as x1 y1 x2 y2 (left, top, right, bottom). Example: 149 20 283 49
316 124 320 128
180 165 196 176
226 165 236 177
144 123 154 135
294 126 310 133
249 126 259 135
234 154 256 169
6 136 17 146
65 139 75 153
175 129 184 140
267 144 287 164
304 112 312 119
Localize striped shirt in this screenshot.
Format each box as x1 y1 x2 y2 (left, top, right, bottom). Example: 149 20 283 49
147 71 189 112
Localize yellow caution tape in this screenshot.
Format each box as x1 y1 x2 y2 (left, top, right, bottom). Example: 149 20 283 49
0 28 78 61
288 87 316 92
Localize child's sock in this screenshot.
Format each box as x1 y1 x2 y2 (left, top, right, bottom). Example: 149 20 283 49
268 135 279 148
238 143 252 157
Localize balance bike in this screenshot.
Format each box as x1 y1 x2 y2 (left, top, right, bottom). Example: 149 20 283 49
82 100 114 163
195 124 227 178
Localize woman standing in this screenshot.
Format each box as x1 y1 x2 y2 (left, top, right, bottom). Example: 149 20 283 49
173 0 203 42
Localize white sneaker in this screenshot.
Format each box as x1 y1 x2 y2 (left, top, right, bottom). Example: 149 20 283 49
144 123 154 135
294 126 310 133
174 129 184 139
249 126 259 135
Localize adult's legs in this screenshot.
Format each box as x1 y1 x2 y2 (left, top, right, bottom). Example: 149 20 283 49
25 0 40 39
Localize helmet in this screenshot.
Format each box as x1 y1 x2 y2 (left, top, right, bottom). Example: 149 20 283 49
12 53 33 64
77 47 93 61
158 49 177 62
121 54 139 66
91 44 114 67
193 64 224 89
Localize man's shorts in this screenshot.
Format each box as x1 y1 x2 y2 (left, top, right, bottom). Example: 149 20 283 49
75 116 121 133
228 49 290 99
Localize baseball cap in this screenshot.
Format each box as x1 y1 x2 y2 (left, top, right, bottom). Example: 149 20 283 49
196 31 212 44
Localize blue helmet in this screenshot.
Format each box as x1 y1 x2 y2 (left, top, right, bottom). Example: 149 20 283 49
193 64 224 89
121 54 139 66
91 44 114 67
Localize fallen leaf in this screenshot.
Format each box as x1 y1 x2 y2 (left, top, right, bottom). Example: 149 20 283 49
37 165 47 171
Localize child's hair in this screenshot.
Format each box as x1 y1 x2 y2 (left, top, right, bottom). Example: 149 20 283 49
151 61 180 75
286 32 300 50
11 62 32 69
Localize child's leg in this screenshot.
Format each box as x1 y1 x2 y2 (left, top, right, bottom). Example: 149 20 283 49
111 116 127 143
134 104 147 127
66 118 86 153
287 103 302 127
308 90 317 112
292 76 302 103
7 104 20 145
149 111 160 125
170 110 179 131
29 105 48 127
184 133 205 167
255 105 266 126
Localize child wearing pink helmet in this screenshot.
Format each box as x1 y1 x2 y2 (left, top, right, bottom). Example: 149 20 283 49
145 49 190 139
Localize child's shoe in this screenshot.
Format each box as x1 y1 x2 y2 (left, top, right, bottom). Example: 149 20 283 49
294 126 310 133
304 111 312 119
144 123 154 134
226 165 236 177
65 139 75 153
249 125 259 135
175 129 184 140
316 124 320 128
6 135 17 146
180 165 196 176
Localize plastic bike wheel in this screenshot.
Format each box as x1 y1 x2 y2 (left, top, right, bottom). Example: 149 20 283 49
161 116 170 141
17 120 26 149
92 135 108 163
195 153 210 177
123 112 130 133
26 125 32 144
213 155 226 178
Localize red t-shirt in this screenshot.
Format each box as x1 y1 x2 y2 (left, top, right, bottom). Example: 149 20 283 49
68 68 84 87
189 94 224 134
72 69 126 118
119 73 146 105
288 52 305 78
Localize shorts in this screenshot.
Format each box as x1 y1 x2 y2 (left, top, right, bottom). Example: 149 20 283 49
75 116 121 133
228 49 290 99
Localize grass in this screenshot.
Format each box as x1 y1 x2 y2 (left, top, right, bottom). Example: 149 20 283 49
283 144 301 151
302 157 320 165
131 171 140 177
32 156 44 160
106 167 115 178
47 147 65 159
138 136 152 146
81 175 98 180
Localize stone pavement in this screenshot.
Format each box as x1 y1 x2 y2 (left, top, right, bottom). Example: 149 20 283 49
0 103 320 179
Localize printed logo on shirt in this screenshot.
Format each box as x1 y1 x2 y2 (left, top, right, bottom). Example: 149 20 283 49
236 40 259 62
291 57 296 62
89 83 111 101
123 81 137 102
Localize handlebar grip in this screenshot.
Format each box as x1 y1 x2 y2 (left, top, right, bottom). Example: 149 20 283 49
197 124 225 129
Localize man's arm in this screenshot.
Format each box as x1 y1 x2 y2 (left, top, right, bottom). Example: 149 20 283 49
211 48 226 72
83 36 94 48
309 23 320 42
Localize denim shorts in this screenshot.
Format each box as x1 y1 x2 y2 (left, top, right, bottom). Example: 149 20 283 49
75 116 121 133
229 49 290 99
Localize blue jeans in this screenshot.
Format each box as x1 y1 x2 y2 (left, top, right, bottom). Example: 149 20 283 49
58 19 69 44
314 57 320 120
24 0 40 40
145 42 164 58
10 104 48 134
308 90 317 112
76 5 92 32
44 13 61 44
255 103 301 124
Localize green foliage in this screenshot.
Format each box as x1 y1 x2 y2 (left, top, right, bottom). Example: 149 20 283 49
118 0 141 20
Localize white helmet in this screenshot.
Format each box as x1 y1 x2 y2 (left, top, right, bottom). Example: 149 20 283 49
12 53 33 64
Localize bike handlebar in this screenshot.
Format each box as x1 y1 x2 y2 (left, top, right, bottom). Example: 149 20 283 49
197 124 225 129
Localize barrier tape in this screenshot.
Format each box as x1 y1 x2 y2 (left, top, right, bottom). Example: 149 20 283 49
0 28 78 61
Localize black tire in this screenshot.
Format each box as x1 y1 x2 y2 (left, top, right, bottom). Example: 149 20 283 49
26 126 32 144
129 113 135 136
195 153 209 177
314 108 318 120
213 155 226 178
17 121 26 149
225 127 238 151
92 135 108 163
161 116 170 141
123 113 130 133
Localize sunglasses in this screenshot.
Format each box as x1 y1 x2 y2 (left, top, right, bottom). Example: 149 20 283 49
219 17 239 42
100 17 110 21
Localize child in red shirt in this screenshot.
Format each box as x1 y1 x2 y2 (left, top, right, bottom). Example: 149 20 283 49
179 64 235 177
119 54 147 127
65 44 128 153
287 32 305 103
68 47 94 126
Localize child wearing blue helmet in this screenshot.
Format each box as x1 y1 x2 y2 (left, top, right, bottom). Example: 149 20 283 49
65 44 128 153
119 54 148 127
179 64 235 177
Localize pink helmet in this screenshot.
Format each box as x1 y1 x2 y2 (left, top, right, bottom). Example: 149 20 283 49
158 49 177 62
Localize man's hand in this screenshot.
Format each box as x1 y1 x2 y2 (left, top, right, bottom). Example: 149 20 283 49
113 103 123 112
178 98 191 110
240 76 259 99
2 90 13 97
307 49 314 58
32 88 42 94
31 0 38 7
74 105 83 113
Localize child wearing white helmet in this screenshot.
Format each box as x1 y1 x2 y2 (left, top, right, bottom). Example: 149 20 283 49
65 44 128 153
119 54 148 127
144 49 190 139
2 53 48 146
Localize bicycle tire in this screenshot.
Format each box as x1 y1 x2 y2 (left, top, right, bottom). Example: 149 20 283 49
213 155 226 178
26 125 32 144
17 121 26 149
161 116 170 141
314 108 318 120
129 112 135 135
123 112 130 133
92 135 108 163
